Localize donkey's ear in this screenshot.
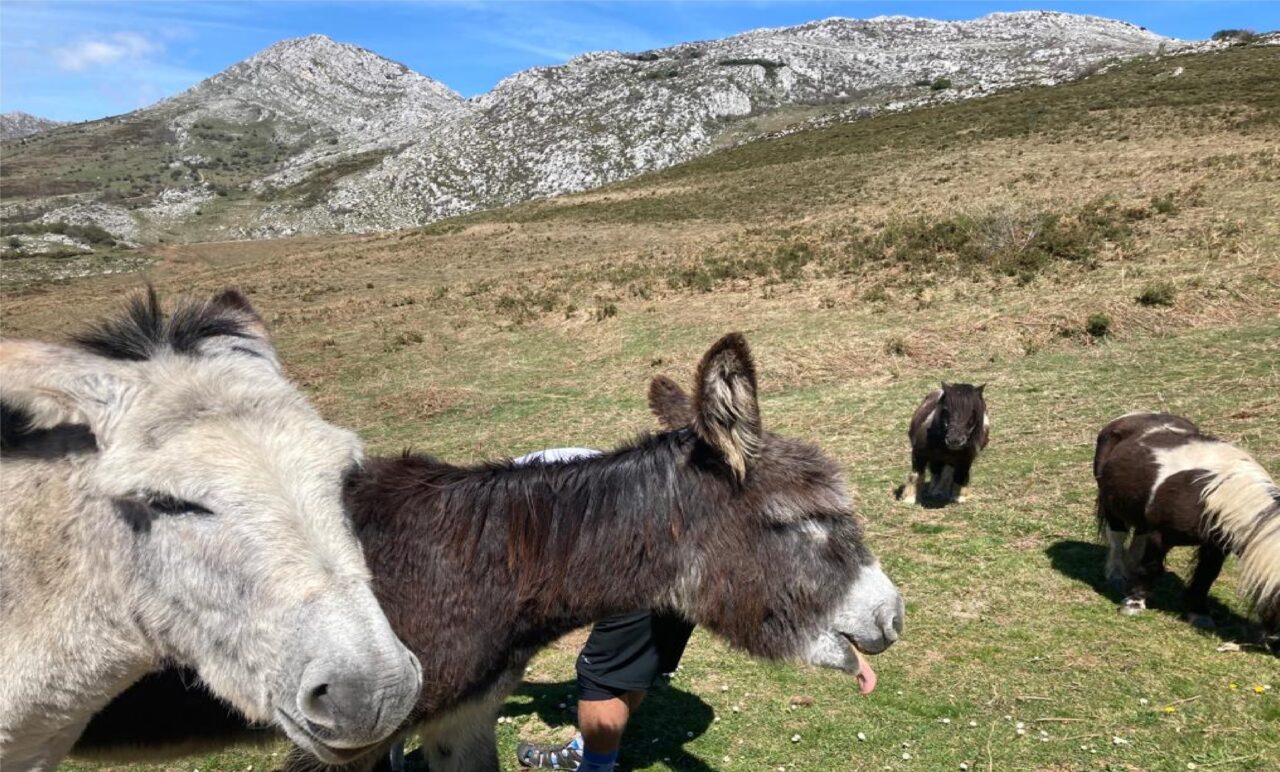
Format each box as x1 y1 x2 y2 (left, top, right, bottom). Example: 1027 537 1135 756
209 287 271 342
648 375 696 429
692 333 761 482
0 339 131 439
190 288 278 364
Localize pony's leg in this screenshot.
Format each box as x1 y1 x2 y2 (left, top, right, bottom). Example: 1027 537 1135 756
1121 534 1168 616
1184 544 1226 630
900 471 921 504
952 461 973 503
901 453 926 505
1124 531 1151 577
1104 528 1130 587
933 465 955 501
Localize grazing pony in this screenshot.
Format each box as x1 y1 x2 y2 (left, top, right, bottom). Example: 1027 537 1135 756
1094 411 1280 641
899 383 989 505
1 290 421 771
76 332 905 772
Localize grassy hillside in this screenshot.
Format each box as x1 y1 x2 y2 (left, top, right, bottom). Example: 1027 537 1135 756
5 43 1278 772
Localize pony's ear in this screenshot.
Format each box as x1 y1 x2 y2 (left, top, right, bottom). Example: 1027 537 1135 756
692 333 761 482
648 375 696 429
941 381 950 390
0 339 131 441
977 383 986 395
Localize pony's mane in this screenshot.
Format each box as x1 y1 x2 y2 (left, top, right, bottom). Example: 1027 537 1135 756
71 287 258 362
1195 441 1280 608
941 383 985 422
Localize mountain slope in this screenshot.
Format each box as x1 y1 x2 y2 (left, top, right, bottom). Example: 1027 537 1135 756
324 11 1174 232
1 13 1179 242
0 112 66 140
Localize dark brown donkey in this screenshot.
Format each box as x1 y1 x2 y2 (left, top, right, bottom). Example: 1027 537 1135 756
1094 411 1279 644
75 333 905 771
898 383 989 505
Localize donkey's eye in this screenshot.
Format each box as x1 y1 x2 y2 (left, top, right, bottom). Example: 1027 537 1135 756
144 493 213 516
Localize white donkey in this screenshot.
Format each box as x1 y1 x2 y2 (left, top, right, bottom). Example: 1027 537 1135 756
0 289 422 771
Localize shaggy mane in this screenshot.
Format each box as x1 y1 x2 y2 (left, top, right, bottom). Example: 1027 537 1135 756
71 287 257 362
359 430 695 606
941 383 985 426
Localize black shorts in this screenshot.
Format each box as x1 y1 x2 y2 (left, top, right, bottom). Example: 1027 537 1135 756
575 611 696 701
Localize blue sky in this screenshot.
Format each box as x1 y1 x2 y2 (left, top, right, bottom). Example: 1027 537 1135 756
3 1 1277 123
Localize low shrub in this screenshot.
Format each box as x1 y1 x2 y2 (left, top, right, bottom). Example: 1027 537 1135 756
1086 312 1112 338
1137 281 1176 307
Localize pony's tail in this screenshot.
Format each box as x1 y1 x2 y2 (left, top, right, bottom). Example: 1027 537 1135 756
1093 425 1119 542
1095 495 1111 542
1199 458 1280 619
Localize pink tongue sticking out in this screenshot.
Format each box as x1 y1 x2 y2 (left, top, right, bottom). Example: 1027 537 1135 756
853 646 878 695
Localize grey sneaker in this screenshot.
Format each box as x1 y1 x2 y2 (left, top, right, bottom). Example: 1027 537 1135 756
516 734 584 769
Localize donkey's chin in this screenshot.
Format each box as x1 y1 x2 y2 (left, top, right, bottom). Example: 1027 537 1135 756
274 709 380 765
804 631 879 695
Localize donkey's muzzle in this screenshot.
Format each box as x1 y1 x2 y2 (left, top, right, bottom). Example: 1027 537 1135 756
295 643 422 744
277 586 423 760
856 595 905 655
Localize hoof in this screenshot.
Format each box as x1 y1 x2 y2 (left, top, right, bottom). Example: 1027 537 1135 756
1119 597 1147 616
1187 613 1216 630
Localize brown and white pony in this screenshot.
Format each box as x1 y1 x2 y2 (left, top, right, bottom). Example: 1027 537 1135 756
899 383 989 505
0 290 421 771
75 333 905 771
1094 411 1280 643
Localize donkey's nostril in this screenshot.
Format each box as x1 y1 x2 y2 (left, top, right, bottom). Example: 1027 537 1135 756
299 679 337 729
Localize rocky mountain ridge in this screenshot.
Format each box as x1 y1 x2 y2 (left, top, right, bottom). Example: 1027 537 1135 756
2 12 1188 242
0 111 66 140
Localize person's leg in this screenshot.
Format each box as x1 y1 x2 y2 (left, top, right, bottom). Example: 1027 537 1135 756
577 689 644 752
518 613 655 770
517 612 694 770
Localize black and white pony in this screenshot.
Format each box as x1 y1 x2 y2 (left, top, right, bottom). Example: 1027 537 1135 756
1094 411 1280 644
898 383 989 505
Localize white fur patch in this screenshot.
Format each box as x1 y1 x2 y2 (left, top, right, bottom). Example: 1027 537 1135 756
1140 422 1192 439
810 561 903 661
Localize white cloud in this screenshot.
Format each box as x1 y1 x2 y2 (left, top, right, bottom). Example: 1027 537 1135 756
54 32 161 72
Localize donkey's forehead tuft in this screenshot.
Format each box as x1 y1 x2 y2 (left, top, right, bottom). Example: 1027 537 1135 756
71 288 264 362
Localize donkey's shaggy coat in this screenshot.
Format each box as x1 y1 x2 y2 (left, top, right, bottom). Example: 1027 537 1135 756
1 290 421 771
77 333 904 772
1094 411 1280 639
900 383 989 505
